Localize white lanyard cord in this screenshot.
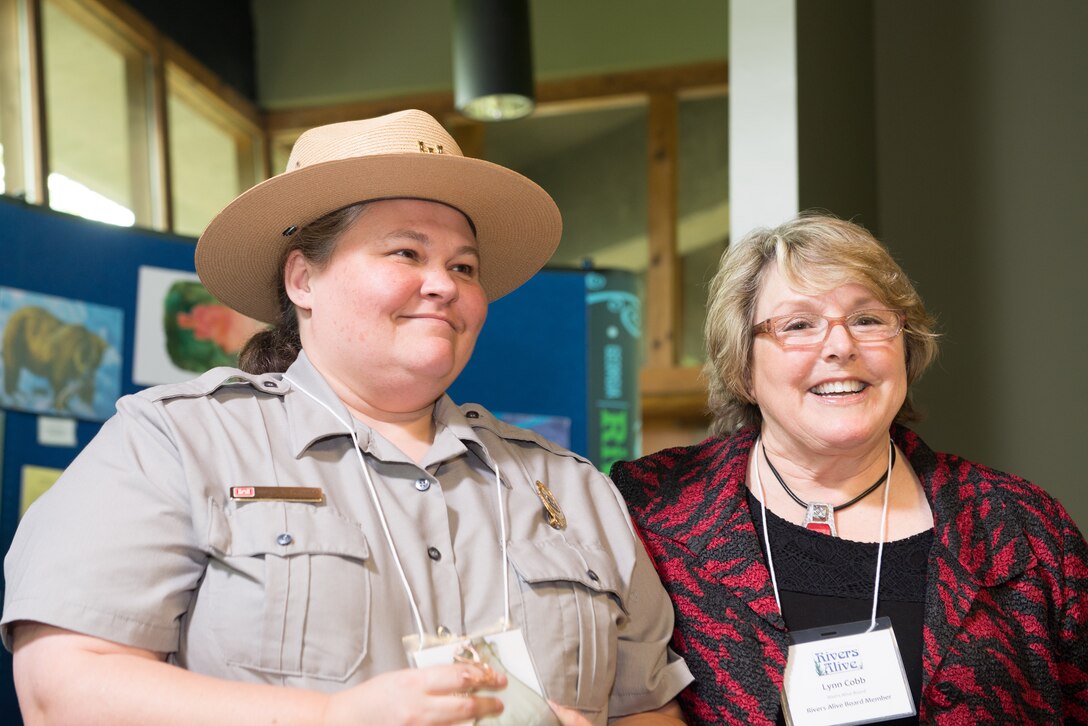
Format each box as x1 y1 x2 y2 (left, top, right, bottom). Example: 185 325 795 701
495 458 512 629
867 442 894 632
751 438 783 614
285 375 425 640
284 375 513 645
751 436 893 633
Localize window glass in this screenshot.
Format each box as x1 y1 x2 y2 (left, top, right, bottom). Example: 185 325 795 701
42 0 151 226
167 63 264 238
678 92 729 366
167 81 241 238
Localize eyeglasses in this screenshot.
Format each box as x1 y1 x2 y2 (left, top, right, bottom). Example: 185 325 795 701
752 309 905 348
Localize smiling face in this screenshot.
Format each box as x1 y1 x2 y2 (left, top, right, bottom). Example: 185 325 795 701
285 198 488 412
749 264 908 460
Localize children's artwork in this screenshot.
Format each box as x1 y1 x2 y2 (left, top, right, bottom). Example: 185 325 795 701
0 287 123 421
134 266 267 386
20 464 64 517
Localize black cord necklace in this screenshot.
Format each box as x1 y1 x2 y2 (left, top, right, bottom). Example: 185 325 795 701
761 443 896 537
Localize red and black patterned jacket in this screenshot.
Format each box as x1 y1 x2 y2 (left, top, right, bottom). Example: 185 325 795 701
611 426 1088 724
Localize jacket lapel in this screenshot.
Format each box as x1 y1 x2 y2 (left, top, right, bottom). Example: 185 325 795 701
662 429 788 632
898 429 1036 684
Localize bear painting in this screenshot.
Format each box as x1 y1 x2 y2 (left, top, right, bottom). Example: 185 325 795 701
2 306 109 414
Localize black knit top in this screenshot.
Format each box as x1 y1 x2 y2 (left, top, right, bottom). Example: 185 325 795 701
747 490 933 726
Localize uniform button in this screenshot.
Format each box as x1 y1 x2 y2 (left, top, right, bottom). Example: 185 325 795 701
262 380 277 388
414 478 431 492
276 533 293 546
586 569 599 582
465 410 479 419
427 546 442 561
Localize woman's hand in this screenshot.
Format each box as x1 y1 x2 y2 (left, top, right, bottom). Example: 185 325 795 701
323 663 506 726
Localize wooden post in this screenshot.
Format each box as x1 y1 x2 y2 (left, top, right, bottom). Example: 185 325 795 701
646 91 679 368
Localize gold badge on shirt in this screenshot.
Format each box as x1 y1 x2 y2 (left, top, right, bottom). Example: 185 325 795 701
535 480 566 530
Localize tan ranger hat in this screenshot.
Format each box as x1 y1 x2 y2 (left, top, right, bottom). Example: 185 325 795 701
195 109 562 324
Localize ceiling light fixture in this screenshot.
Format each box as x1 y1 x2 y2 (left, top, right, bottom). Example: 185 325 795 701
452 0 536 122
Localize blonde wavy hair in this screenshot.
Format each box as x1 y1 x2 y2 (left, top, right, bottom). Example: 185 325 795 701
704 213 938 436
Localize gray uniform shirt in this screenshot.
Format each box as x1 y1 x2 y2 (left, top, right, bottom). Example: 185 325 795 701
2 353 691 723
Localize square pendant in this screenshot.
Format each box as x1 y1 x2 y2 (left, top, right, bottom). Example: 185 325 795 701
802 502 837 536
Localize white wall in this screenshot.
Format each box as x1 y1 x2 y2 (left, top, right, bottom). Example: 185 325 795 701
729 0 799 239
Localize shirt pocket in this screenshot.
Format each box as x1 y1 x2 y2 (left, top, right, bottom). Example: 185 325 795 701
204 500 371 682
507 538 631 715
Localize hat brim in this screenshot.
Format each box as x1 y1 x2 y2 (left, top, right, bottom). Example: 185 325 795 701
195 153 562 324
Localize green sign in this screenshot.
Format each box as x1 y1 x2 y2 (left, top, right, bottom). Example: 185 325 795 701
585 271 640 473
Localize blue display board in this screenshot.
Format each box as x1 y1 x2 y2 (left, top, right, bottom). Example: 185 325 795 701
451 270 588 450
451 268 641 470
0 197 201 721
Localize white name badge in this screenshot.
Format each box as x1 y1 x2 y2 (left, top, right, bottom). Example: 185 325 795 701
781 617 915 726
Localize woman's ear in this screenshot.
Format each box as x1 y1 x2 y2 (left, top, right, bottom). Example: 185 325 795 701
283 250 314 311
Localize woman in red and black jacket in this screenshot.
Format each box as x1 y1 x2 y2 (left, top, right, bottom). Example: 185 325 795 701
613 214 1088 725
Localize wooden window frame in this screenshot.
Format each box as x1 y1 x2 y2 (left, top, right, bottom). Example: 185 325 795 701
5 0 263 231
40 0 159 224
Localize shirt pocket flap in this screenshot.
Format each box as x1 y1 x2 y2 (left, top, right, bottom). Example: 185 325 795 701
208 500 370 561
506 539 630 615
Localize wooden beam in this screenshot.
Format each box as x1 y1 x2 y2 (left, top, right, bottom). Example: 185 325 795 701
640 366 708 420
646 92 680 367
265 60 728 133
264 91 457 135
25 0 47 205
536 61 727 104
149 42 172 231
124 46 153 227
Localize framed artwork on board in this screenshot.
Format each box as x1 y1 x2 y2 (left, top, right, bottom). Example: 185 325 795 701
0 286 123 422
134 266 266 386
